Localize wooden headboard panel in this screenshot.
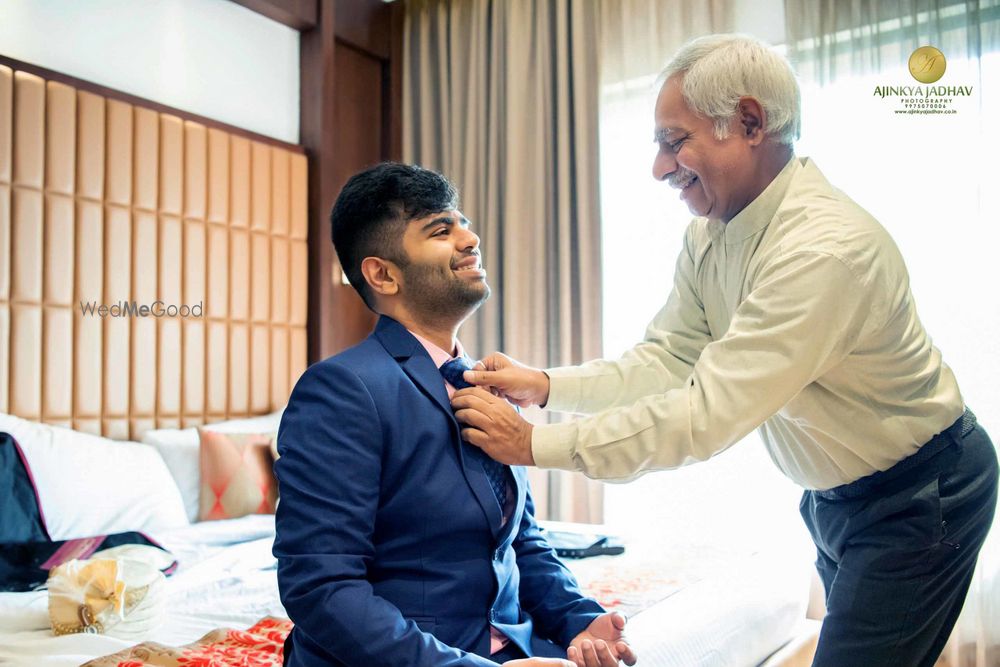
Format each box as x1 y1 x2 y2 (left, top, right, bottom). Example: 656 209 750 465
0 60 308 440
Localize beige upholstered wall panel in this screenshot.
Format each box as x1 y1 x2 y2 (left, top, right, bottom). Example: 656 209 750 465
76 92 105 201
207 129 229 225
1 187 9 304
230 137 250 228
0 63 308 440
0 305 8 414
10 304 41 418
45 82 75 197
134 108 159 212
74 200 102 434
1 67 12 184
271 147 289 236
13 72 44 189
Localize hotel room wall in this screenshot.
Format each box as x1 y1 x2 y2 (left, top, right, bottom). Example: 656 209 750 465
0 60 308 441
0 0 299 144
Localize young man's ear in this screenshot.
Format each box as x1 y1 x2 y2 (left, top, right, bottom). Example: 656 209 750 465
361 257 401 297
737 96 767 146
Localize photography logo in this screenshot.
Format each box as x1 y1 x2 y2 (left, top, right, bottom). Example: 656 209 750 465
908 46 946 83
873 45 972 115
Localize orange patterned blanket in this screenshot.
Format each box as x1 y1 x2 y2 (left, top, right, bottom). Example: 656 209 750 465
84 617 292 667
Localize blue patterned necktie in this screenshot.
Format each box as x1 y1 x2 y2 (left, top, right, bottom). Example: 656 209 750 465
440 356 509 510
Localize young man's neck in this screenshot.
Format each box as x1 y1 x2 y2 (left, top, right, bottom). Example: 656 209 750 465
382 304 465 356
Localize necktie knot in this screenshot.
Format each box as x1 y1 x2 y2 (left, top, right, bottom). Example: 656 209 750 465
440 357 474 390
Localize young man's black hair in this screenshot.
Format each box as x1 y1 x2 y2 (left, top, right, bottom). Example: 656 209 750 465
330 162 458 310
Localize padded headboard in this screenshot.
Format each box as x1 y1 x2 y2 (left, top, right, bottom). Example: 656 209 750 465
0 61 308 441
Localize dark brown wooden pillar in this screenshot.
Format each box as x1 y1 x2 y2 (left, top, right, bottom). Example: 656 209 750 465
300 0 403 362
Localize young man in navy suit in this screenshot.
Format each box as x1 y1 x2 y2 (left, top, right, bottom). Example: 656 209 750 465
273 163 637 667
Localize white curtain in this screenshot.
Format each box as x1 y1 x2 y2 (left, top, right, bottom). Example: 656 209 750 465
597 0 817 564
785 2 1000 665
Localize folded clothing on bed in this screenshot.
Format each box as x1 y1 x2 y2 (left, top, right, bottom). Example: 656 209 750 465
0 533 178 592
1 431 178 592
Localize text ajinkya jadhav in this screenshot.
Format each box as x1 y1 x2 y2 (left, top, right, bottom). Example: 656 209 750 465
874 85 973 98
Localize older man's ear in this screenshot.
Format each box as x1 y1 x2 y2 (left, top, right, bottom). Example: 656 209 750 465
737 96 767 145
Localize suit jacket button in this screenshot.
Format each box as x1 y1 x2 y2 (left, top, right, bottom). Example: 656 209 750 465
490 609 497 622
494 548 502 561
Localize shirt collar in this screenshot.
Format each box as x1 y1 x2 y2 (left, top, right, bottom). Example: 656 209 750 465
711 155 800 244
409 330 466 369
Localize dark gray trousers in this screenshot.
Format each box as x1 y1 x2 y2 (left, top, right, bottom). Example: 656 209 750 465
800 410 998 667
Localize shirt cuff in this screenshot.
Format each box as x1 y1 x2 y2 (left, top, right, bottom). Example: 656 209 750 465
531 422 579 471
543 366 584 413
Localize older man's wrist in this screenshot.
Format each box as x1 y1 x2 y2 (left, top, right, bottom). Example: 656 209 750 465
540 367 583 413
523 422 536 465
530 422 578 471
538 370 551 408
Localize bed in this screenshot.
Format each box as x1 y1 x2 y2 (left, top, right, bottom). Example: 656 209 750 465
0 510 814 666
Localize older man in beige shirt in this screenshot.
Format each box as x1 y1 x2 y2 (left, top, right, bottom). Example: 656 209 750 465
452 34 998 667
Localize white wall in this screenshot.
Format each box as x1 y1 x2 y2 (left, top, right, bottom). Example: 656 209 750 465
0 0 299 143
733 0 785 45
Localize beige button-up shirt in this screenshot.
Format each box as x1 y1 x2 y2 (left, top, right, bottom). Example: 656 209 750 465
533 157 964 490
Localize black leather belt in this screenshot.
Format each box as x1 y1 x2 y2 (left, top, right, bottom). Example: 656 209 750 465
814 408 976 501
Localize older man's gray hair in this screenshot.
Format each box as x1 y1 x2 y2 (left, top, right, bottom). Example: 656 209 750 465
661 34 801 146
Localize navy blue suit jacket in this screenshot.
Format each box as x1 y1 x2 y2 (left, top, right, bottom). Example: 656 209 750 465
274 316 603 667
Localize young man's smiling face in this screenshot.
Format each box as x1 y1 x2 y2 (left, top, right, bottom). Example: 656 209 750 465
395 208 490 322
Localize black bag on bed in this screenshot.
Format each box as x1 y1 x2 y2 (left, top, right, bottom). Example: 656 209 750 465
0 432 177 592
0 431 50 543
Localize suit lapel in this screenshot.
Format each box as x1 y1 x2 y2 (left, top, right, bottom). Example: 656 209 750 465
374 316 503 538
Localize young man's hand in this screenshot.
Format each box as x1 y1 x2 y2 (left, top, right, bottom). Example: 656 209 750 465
503 659 575 666
567 613 638 667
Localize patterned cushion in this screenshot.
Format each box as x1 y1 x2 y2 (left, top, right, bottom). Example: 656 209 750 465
197 430 278 521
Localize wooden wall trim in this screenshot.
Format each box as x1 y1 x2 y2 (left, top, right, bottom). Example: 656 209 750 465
300 0 402 363
229 0 318 31
300 0 340 363
0 54 304 154
334 0 391 59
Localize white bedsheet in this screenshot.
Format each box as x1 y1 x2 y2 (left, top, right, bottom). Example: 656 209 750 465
618 550 810 666
0 516 809 667
0 515 285 666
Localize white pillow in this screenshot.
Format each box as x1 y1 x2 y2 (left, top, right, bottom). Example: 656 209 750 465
142 411 284 523
0 413 189 540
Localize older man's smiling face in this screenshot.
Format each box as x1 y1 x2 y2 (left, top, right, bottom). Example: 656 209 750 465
651 75 759 222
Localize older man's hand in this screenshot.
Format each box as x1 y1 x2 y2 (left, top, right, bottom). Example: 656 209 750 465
462 352 551 408
451 387 535 465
